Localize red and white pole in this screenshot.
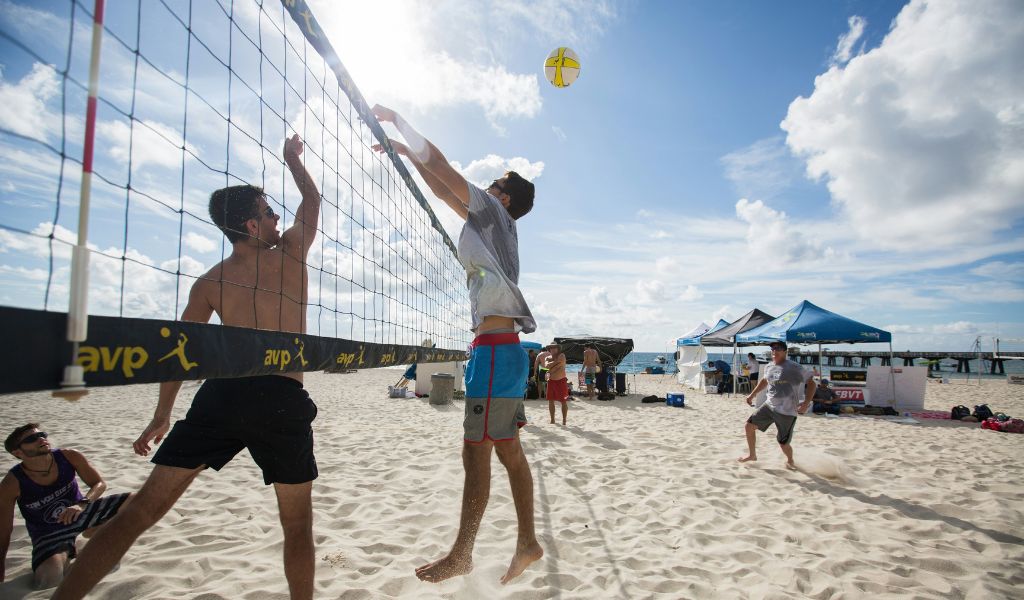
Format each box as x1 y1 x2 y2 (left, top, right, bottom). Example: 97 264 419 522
58 0 106 400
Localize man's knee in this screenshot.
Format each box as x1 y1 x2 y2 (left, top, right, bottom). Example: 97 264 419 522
32 554 68 589
494 441 525 469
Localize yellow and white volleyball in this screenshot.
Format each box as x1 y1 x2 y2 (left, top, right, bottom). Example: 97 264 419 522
544 47 580 88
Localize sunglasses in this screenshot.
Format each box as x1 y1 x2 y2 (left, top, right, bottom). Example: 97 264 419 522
490 179 505 194
256 205 276 219
19 431 47 445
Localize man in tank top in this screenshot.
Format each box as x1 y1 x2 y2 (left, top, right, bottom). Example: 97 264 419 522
372 104 543 585
1 424 131 589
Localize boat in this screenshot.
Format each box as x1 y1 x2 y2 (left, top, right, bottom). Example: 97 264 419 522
654 355 667 364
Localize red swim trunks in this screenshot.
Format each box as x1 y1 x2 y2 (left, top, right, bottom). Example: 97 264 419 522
546 377 569 402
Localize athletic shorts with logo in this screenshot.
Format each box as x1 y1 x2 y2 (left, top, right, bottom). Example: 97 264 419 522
464 333 528 443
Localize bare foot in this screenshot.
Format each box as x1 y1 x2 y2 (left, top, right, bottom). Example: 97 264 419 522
737 455 757 463
786 461 797 470
415 554 473 583
500 541 543 585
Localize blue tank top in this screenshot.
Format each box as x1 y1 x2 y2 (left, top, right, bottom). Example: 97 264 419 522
11 449 85 541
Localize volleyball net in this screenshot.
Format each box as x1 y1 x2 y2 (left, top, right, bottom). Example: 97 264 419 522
0 0 472 394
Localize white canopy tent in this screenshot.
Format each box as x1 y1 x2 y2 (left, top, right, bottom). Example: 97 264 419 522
675 320 729 390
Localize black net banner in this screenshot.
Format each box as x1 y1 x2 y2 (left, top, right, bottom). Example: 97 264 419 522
0 306 467 394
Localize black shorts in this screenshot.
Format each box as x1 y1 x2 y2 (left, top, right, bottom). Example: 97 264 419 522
154 376 318 485
747 405 797 445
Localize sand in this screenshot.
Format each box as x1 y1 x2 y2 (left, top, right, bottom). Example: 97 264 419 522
1 371 1022 599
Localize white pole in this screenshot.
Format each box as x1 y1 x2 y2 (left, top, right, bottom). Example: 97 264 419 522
56 0 106 401
889 341 897 407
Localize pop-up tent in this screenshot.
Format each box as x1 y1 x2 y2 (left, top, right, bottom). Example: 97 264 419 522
698 308 775 392
737 300 895 404
699 309 776 347
553 336 634 367
520 341 544 351
736 300 891 345
675 319 730 389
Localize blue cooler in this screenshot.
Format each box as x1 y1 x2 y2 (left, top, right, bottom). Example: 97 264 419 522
666 392 685 407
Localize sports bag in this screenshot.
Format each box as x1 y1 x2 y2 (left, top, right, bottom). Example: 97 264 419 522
950 405 971 420
973 404 994 421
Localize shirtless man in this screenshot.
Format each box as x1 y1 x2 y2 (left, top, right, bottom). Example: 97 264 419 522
582 345 600 400
371 104 542 585
544 344 569 425
534 347 552 399
1 425 131 589
55 134 321 600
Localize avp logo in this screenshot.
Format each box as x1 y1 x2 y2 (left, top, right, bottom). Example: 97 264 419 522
157 327 198 371
265 338 310 371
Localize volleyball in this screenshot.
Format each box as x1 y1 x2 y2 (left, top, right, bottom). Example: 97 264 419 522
544 47 580 88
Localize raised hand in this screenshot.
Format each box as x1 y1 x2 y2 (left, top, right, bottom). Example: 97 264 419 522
372 104 398 124
133 417 170 456
372 139 410 157
283 133 304 161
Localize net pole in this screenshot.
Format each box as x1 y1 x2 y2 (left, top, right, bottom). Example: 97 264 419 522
57 0 107 400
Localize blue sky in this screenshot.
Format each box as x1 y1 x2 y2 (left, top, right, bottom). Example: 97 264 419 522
1 0 1022 353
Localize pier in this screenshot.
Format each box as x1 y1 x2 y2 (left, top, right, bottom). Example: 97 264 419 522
786 350 1024 374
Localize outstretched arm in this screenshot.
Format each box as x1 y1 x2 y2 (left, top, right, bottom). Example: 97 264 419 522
371 105 472 218
281 134 322 258
134 282 213 456
373 139 469 220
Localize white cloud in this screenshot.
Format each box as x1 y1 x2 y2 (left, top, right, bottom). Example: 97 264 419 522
970 261 1024 280
98 119 198 171
312 1 549 130
0 63 63 144
720 137 799 200
451 154 545 189
552 126 567 142
735 198 828 264
782 0 1024 251
831 16 867 66
183 232 218 254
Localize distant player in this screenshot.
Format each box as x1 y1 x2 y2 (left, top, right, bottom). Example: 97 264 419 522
738 341 815 469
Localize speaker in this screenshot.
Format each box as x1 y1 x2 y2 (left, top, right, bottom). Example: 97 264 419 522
615 372 626 395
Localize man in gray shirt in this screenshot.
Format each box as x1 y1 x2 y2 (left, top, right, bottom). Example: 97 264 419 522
372 105 542 585
738 341 815 469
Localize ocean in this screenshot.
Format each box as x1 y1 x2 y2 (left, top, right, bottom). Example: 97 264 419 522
569 351 1024 381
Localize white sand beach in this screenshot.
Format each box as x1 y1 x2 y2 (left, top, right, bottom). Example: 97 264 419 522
2 371 1023 599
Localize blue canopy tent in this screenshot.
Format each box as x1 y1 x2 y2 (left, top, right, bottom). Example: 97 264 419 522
676 319 730 389
736 300 895 404
520 341 544 351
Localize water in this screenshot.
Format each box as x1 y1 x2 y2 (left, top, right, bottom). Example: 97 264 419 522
568 351 1024 380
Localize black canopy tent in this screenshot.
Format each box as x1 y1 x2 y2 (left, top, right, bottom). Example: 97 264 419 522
553 336 634 366
698 308 775 393
698 308 775 347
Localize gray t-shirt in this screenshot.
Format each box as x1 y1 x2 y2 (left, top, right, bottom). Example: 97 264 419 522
457 183 536 333
762 359 812 416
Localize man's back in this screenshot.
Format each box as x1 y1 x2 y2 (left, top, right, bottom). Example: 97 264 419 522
198 250 309 334
583 348 598 368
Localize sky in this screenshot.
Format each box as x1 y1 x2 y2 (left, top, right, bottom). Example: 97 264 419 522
0 0 1022 353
